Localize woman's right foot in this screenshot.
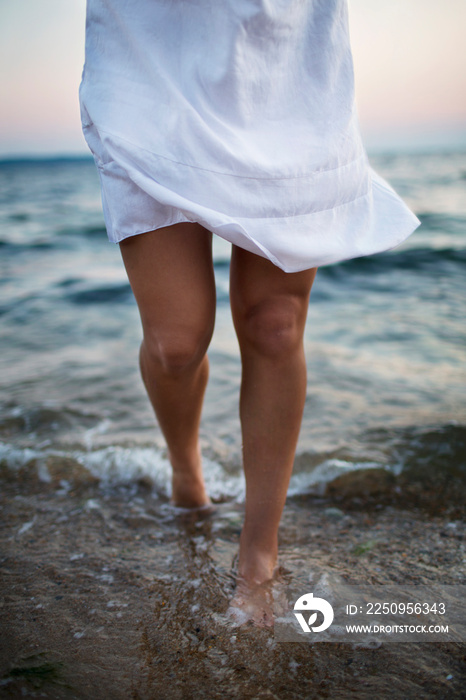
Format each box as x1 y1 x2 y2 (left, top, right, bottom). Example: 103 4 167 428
171 471 211 508
169 450 211 508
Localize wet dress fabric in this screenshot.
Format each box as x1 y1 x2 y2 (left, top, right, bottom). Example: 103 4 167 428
79 0 419 272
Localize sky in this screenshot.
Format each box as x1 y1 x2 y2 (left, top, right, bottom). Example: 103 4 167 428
0 0 465 156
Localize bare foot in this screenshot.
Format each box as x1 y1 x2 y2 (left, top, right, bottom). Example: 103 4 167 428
170 472 211 508
227 540 286 628
169 450 211 508
228 575 275 627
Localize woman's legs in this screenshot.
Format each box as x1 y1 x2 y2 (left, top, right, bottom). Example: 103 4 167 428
119 223 216 507
120 224 316 621
230 246 317 590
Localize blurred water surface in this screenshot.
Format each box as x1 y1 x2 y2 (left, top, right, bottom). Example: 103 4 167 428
0 152 465 502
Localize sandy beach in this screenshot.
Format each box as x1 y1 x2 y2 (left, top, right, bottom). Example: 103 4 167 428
1 457 464 699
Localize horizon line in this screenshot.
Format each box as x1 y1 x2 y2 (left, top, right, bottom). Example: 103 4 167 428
1 142 466 164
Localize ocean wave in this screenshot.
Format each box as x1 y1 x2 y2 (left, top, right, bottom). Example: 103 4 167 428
416 211 466 233
64 283 132 305
57 224 107 238
320 246 466 278
0 405 103 437
1 423 463 509
0 439 380 501
0 442 245 503
0 239 56 252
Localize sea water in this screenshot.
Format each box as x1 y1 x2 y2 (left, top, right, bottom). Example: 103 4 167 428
0 151 465 502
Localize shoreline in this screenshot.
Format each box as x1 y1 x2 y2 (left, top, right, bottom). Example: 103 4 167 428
1 467 464 698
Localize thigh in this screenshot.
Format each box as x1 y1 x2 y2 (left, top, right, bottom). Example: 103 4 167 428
120 223 216 343
229 245 317 334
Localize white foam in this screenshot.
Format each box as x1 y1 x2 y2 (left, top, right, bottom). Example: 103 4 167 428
78 445 172 492
78 445 246 501
0 442 40 468
18 520 34 535
0 440 245 501
0 440 387 501
288 458 385 496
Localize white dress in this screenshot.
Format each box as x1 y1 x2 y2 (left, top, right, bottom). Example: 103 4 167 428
79 0 419 272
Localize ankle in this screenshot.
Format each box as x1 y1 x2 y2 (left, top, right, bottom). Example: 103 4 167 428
237 534 278 585
169 447 210 508
171 471 210 508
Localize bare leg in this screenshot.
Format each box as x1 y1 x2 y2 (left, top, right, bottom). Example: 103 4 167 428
120 223 216 507
229 246 317 624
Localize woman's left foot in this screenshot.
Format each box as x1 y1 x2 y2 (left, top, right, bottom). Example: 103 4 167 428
228 576 274 627
228 567 289 628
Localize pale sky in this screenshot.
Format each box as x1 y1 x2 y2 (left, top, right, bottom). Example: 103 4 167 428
1 0 465 156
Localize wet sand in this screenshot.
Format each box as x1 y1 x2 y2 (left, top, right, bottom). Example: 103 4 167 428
0 462 465 699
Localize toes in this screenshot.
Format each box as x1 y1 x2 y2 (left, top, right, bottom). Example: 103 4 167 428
228 580 276 628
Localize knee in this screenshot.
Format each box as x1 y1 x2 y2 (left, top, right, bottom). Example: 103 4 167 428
142 327 210 377
237 296 305 359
